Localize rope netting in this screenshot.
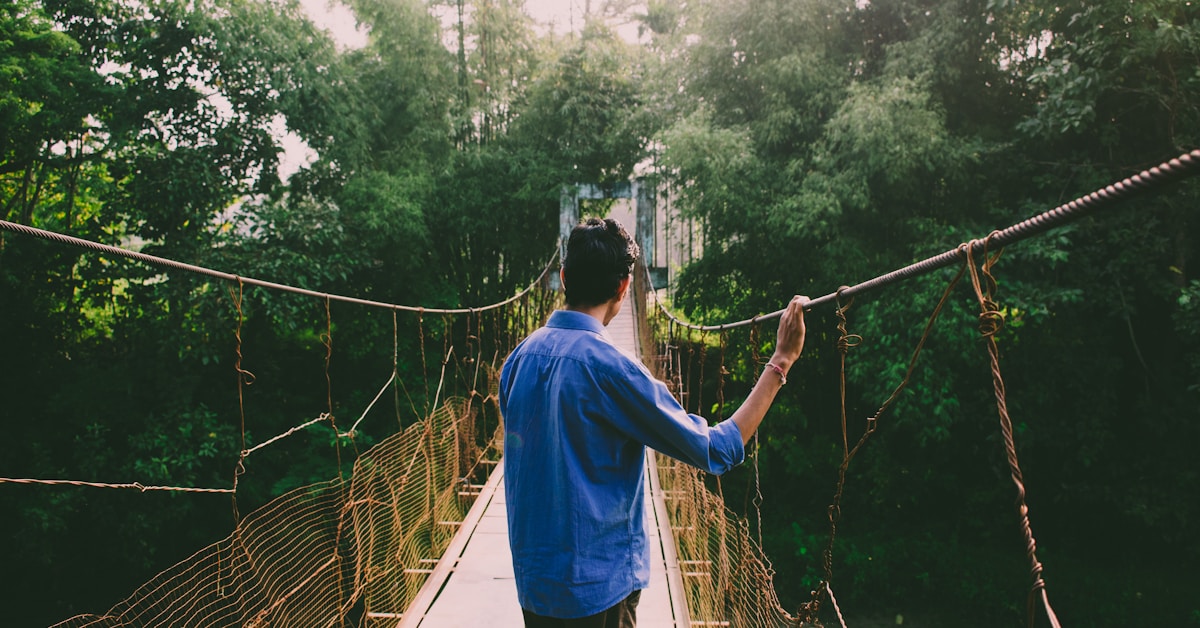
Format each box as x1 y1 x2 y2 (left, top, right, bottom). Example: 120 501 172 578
0 220 560 627
635 264 804 628
3 147 1197 627
630 150 1200 627
45 289 559 627
53 396 495 628
634 246 1042 627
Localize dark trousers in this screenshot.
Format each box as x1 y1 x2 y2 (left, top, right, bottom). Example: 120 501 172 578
521 590 641 628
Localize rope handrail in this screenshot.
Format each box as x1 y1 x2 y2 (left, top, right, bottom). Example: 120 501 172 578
0 477 235 494
647 148 1200 331
0 219 559 314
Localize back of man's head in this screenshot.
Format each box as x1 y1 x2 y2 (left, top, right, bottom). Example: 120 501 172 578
563 217 640 308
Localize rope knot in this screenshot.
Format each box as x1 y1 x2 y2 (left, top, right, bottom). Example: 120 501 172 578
237 368 256 386
1030 560 1045 579
978 306 1004 337
836 332 862 353
834 288 860 354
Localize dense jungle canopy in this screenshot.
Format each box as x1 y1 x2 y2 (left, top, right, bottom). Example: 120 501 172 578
2 0 1199 626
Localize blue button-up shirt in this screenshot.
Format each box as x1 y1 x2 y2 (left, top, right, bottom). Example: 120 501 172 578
499 310 746 618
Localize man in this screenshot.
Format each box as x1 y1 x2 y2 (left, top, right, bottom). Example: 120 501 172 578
499 217 807 627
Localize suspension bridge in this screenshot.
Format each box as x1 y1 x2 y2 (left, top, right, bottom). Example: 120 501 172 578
1 149 1198 627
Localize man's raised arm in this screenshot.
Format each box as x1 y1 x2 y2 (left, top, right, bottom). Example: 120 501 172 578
731 295 808 444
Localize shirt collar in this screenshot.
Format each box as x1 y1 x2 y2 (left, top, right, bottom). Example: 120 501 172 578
546 309 608 336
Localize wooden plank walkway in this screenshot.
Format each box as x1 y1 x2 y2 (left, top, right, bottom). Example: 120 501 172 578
396 302 689 627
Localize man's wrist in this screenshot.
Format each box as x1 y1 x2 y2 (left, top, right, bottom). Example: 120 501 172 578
763 361 788 385
767 353 794 373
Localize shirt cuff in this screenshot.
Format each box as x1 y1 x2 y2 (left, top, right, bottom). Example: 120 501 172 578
707 418 746 475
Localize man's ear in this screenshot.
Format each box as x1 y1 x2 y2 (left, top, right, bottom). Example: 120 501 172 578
617 275 631 300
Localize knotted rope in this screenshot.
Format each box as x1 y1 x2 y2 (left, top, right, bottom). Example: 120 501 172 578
963 237 1062 628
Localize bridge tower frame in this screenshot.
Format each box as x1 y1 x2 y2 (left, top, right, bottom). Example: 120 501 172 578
557 178 668 290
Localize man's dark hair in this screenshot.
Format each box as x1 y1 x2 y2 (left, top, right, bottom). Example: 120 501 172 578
563 217 640 307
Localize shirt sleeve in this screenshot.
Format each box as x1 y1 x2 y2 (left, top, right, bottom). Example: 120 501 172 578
599 354 745 475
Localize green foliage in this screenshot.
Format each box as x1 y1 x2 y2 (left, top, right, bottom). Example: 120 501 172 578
453 0 544 143
1176 280 1200 391
512 21 648 183
127 405 238 487
338 170 433 272
647 0 1200 624
1015 0 1200 151
821 76 954 194
3 0 1199 625
1 0 110 230
338 0 456 171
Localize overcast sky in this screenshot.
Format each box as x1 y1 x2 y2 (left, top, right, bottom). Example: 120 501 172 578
284 1 628 179
298 0 600 49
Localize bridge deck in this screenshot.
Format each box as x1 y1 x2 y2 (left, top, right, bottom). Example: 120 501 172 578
395 302 688 627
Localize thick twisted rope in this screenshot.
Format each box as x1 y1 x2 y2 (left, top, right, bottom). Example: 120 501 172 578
648 149 1200 329
964 240 1062 628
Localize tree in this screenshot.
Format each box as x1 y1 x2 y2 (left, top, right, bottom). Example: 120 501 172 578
648 0 1200 623
512 19 649 184
1 0 110 229
453 0 543 145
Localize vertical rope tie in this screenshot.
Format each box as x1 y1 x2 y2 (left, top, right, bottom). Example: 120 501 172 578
713 328 729 511
835 288 861 451
391 308 404 429
225 277 254 604
671 320 685 405
749 321 766 551
323 296 334 416
798 289 856 625
666 318 676 391
963 238 1062 628
697 331 709 417
230 277 255 523
799 269 967 626
686 327 697 413
322 296 345 478
716 329 728 422
419 308 429 414
465 307 478 367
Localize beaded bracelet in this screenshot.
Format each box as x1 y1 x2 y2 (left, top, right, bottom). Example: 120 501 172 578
764 362 787 385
